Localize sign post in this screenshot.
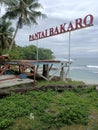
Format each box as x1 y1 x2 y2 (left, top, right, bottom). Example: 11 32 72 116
68 31 71 78
36 40 39 60
29 14 94 80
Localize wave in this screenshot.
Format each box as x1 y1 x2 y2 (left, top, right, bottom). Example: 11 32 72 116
71 66 85 70
87 65 98 69
93 71 98 74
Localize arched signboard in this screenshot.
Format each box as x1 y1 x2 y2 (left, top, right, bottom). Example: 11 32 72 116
29 14 94 80
29 14 94 41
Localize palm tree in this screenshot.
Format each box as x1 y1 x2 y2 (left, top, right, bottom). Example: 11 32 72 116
0 0 4 5
0 0 14 5
0 19 14 51
0 0 4 14
2 0 46 53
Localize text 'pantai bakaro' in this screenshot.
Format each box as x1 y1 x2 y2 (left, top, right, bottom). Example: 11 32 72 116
29 14 94 41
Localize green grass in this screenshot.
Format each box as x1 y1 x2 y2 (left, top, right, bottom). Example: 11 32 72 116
0 85 98 130
37 79 85 86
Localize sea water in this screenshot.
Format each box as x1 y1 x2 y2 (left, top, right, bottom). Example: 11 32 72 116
69 57 98 84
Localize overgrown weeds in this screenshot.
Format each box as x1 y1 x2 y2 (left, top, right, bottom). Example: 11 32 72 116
0 85 98 130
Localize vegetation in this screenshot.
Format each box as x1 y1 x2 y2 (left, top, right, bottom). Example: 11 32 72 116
0 85 98 130
0 0 54 60
0 19 14 51
1 0 46 52
2 44 54 60
0 0 55 60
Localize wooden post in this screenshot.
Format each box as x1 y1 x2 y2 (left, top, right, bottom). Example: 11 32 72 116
60 63 65 81
43 64 49 79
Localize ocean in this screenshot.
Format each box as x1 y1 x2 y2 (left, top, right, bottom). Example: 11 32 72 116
37 57 98 85
69 57 98 84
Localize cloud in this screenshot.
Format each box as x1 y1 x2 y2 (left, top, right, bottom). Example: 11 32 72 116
1 0 97 58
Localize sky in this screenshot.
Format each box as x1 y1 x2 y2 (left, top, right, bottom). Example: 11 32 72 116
1 0 98 59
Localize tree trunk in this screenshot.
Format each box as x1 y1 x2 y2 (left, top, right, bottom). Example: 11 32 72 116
8 25 19 53
43 64 49 78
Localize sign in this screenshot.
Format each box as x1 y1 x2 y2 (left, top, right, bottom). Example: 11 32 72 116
29 14 93 41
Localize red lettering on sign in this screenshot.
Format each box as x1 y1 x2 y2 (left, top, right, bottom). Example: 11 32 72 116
29 35 35 41
34 33 38 40
45 29 48 37
49 28 54 36
54 26 59 34
41 31 45 38
29 35 32 41
84 14 93 26
75 18 83 29
67 22 74 31
37 32 41 39
29 14 94 41
60 23 66 33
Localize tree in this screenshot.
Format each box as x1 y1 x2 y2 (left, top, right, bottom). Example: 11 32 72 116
38 48 54 60
22 45 37 60
0 0 4 5
0 19 14 51
6 45 54 60
2 0 46 53
0 0 15 6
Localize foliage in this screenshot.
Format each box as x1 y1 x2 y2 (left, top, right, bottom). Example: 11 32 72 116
1 87 98 130
2 44 54 60
21 45 37 60
0 0 48 56
0 18 14 50
1 0 46 52
38 48 54 60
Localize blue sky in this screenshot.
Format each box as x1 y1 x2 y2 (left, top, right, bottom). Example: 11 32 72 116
1 0 98 58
